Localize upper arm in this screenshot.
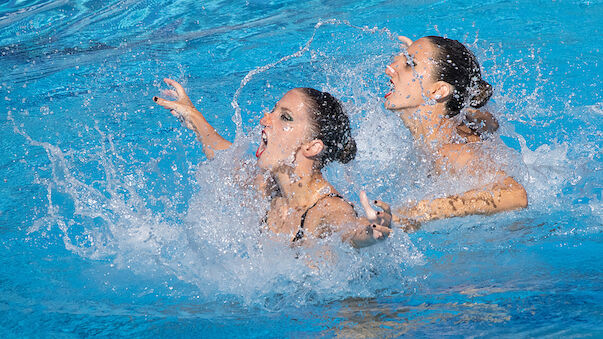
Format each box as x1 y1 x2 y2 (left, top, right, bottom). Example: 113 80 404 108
303 197 358 238
428 146 528 218
456 173 528 214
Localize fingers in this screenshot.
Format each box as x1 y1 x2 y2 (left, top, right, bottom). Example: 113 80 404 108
360 191 393 226
373 199 391 215
161 89 179 99
398 35 413 47
153 96 178 110
359 191 378 220
371 224 391 240
376 211 392 228
163 78 187 97
160 78 194 107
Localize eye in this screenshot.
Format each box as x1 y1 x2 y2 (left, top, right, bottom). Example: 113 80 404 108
406 58 416 67
280 113 293 121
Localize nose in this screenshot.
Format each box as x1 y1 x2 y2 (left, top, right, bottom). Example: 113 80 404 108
260 111 271 126
385 64 396 77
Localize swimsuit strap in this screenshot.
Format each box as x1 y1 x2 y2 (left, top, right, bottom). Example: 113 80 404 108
292 193 344 242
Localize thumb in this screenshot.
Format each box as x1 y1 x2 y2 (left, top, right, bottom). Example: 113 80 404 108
359 190 378 220
153 96 179 111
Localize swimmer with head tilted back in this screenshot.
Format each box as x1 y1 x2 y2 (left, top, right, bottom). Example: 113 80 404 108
153 80 391 248
384 36 528 229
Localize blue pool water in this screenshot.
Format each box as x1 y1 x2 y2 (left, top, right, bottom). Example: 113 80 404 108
1 0 602 337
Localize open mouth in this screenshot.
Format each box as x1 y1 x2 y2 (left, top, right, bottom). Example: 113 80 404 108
256 130 268 158
384 79 394 99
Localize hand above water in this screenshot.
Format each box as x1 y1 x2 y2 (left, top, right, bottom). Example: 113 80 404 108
359 190 392 241
153 78 200 130
152 77 232 159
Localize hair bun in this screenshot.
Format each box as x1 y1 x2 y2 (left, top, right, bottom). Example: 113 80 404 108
301 87 357 168
337 137 357 164
469 79 494 108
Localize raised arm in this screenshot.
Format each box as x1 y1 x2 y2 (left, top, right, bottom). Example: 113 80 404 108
396 175 527 226
153 78 231 159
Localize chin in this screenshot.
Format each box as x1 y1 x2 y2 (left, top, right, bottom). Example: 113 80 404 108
384 101 399 110
257 157 283 173
256 157 270 170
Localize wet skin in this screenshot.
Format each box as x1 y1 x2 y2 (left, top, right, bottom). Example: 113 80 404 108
382 37 528 225
154 81 393 247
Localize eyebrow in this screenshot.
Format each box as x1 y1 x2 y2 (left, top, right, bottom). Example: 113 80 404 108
401 53 418 66
279 107 293 115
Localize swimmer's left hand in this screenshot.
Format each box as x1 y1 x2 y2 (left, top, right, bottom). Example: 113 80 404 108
465 108 499 135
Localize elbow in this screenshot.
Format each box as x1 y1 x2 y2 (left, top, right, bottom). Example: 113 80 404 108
503 177 528 210
516 185 528 209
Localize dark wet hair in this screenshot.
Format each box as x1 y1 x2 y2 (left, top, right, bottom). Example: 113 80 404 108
426 36 494 116
299 88 357 169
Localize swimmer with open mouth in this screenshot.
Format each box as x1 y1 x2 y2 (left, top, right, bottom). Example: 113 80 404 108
383 35 527 228
154 79 392 248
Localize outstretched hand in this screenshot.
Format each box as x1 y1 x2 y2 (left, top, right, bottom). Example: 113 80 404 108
152 77 231 158
359 190 392 241
153 78 199 129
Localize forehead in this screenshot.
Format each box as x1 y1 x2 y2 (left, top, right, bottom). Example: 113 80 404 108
406 38 437 62
276 89 309 117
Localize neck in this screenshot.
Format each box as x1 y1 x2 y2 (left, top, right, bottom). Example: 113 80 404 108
272 162 332 208
398 103 456 150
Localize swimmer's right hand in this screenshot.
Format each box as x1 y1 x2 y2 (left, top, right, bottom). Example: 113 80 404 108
359 190 392 241
153 78 200 129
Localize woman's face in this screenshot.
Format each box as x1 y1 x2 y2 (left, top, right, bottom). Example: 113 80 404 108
384 38 438 111
256 89 314 170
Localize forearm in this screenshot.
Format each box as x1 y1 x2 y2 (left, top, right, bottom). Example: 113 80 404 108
188 109 232 159
153 80 232 159
399 176 528 223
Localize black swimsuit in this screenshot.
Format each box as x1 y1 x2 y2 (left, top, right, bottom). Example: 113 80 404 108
291 193 345 243
262 193 356 243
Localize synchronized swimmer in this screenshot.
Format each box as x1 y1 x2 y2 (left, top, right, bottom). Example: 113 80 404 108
154 82 392 248
385 36 527 229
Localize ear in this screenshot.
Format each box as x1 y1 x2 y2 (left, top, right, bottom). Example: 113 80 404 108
430 81 452 102
301 139 324 158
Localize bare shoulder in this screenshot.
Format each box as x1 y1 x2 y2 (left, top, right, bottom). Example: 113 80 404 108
441 141 482 155
303 196 357 237
438 142 489 171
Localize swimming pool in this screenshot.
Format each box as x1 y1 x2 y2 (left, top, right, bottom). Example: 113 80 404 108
1 0 601 336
